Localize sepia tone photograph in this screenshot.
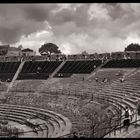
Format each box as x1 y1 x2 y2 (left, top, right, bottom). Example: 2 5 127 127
0 3 140 138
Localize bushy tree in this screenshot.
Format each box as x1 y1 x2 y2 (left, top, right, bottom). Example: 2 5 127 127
22 48 34 52
39 43 61 55
125 43 140 51
18 45 23 50
81 51 88 55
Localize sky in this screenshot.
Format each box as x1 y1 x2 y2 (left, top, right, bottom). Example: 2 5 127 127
0 3 140 55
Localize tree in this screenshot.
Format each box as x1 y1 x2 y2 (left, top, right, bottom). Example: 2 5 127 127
81 51 88 55
125 43 140 51
0 45 9 55
18 45 23 50
22 48 34 52
39 43 61 55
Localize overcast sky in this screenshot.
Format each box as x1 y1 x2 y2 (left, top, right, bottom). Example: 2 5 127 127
0 3 140 55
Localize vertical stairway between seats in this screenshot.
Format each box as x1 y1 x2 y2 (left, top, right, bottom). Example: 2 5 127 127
49 60 66 78
6 61 25 93
86 59 110 80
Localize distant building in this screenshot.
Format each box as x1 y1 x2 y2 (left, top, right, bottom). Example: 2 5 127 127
111 52 124 59
0 45 10 55
124 51 140 59
22 48 36 56
0 45 36 57
6 47 22 56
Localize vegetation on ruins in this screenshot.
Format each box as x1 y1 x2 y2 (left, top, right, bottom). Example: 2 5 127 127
125 43 140 51
39 43 61 55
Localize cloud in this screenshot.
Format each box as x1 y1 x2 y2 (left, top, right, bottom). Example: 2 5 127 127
54 31 125 54
60 43 72 55
0 4 58 44
0 3 140 55
88 4 111 21
13 29 54 54
124 33 140 47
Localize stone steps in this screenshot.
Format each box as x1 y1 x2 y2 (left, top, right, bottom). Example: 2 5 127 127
0 104 72 138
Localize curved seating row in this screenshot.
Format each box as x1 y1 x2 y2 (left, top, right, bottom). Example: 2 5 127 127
0 104 72 138
94 71 140 135
4 68 140 138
